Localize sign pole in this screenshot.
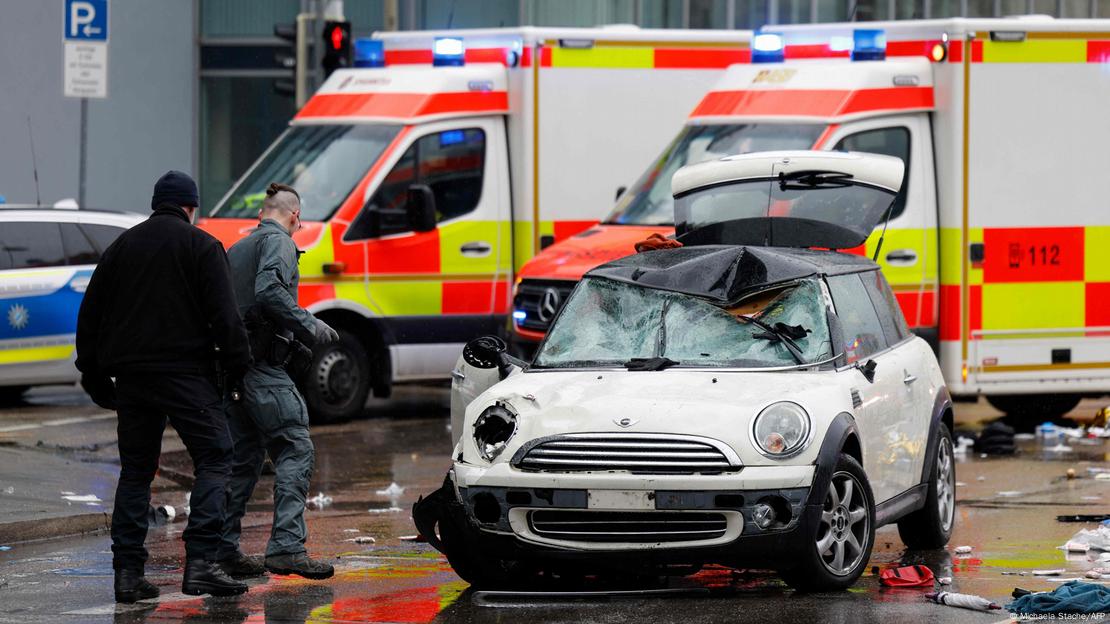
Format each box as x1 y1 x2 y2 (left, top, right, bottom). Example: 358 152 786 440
78 97 88 207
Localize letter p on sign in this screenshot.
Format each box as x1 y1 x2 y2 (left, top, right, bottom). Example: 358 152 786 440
64 0 108 42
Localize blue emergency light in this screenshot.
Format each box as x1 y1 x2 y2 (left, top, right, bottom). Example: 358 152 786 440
512 310 527 322
433 37 465 66
751 32 785 63
439 129 465 147
851 29 887 61
354 39 385 68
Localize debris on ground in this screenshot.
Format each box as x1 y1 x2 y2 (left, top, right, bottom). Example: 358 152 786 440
1057 514 1110 523
375 483 405 498
925 591 1001 611
974 422 1015 455
343 529 360 533
367 506 402 514
307 492 333 509
61 493 101 504
1006 580 1110 614
0 546 11 552
977 476 986 482
147 505 175 526
879 565 934 587
954 436 975 456
1085 568 1110 580
1032 569 1066 576
937 577 952 585
2 486 13 494
398 535 423 542
1063 541 1090 553
997 491 1023 497
954 545 973 554
1058 525 1110 552
347 536 375 544
1066 468 1078 480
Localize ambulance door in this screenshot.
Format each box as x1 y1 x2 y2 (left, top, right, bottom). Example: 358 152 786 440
344 117 510 380
825 115 938 336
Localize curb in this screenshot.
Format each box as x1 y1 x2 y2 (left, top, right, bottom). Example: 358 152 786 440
0 512 111 545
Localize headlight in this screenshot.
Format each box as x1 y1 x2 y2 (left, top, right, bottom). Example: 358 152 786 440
752 402 811 458
473 403 517 462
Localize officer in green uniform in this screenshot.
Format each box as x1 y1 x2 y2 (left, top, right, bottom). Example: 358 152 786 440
217 182 338 579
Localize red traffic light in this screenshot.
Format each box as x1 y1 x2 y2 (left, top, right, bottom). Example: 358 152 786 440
329 25 344 50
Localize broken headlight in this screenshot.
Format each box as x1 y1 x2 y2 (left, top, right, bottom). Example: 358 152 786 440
752 401 811 458
473 403 517 462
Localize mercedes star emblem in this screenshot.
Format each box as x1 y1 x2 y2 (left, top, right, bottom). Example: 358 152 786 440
537 287 561 323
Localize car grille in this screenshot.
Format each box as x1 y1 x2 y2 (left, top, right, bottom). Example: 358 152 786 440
513 279 577 333
513 434 741 474
528 510 729 543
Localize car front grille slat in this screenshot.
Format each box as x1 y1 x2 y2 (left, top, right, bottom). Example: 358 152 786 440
513 279 577 332
529 510 728 543
514 434 740 474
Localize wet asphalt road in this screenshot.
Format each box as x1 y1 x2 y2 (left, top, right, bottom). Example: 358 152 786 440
0 386 1108 623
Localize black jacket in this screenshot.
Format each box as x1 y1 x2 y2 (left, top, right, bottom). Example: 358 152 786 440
75 204 250 376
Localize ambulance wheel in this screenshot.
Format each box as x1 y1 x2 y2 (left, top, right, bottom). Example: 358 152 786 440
987 394 1080 428
0 386 28 406
303 329 370 424
780 454 875 592
897 424 955 550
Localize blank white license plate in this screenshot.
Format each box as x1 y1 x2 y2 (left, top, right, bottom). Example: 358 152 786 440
587 490 655 510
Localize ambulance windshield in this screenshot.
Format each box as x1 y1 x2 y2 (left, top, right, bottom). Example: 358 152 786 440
208 124 402 221
605 124 825 226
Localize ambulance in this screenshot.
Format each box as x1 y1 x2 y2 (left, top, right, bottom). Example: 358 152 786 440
200 26 751 421
509 17 1110 424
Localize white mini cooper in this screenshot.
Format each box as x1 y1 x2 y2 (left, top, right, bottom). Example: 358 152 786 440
414 152 955 592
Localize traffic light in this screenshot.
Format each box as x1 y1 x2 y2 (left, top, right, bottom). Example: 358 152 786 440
321 20 351 78
273 21 298 98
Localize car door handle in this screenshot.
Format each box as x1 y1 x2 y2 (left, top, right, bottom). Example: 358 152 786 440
903 371 918 385
459 241 492 257
885 249 918 265
451 369 466 382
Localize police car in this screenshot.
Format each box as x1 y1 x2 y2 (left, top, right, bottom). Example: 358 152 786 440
0 206 144 403
416 152 955 591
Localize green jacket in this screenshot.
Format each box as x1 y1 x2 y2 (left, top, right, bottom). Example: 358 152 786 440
227 219 316 346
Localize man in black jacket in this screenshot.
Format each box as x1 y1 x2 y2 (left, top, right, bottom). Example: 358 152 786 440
75 170 252 602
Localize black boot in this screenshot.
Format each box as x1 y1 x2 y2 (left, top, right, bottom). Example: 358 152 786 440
264 552 334 580
182 559 249 597
217 552 267 579
114 568 160 603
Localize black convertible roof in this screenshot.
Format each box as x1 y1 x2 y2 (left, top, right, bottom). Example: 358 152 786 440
586 245 877 306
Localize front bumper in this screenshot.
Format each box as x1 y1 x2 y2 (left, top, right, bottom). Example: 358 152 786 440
415 463 819 569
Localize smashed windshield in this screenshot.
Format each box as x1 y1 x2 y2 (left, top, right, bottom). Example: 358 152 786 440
208 124 401 221
604 124 826 226
534 277 832 369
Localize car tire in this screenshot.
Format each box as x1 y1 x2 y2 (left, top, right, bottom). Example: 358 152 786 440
986 394 1080 426
897 423 956 550
0 386 29 406
438 510 528 589
781 453 875 592
300 329 371 424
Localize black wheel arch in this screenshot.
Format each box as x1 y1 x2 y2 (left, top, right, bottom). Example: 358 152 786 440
919 387 954 485
807 412 862 508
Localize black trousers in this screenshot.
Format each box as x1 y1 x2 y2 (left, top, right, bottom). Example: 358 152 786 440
111 373 232 571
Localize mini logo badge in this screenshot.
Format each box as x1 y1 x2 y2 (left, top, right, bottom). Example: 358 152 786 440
537 288 561 323
614 417 638 428
7 304 29 331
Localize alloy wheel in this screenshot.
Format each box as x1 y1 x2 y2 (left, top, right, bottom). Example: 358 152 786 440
936 436 956 532
816 471 870 576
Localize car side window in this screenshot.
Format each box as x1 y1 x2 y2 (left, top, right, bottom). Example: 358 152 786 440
833 127 910 220
347 128 485 239
0 222 66 270
80 224 127 254
860 269 910 345
60 223 100 265
827 273 888 363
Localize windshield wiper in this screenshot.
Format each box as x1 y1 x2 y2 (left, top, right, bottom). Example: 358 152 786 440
624 357 680 371
778 170 854 191
737 316 810 365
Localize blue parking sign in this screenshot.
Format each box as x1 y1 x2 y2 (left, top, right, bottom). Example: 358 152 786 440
64 0 108 42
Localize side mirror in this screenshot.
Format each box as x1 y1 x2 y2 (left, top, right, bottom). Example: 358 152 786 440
463 335 524 380
615 185 627 201
406 184 437 233
858 359 877 384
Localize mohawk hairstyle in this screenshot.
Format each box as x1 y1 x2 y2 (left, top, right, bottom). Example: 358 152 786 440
266 182 300 200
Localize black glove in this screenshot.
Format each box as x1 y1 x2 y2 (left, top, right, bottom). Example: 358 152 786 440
80 373 117 410
313 318 339 345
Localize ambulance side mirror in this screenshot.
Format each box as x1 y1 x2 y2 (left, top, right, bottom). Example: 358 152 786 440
406 184 437 233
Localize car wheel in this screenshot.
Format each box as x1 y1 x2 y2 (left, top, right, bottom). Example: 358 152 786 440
781 453 875 592
0 386 29 406
300 329 371 424
438 511 529 589
987 394 1080 428
897 423 956 549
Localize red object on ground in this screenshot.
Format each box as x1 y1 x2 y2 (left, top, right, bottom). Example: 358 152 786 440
880 565 936 587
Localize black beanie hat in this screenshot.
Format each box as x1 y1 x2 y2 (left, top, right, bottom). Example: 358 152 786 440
151 170 199 210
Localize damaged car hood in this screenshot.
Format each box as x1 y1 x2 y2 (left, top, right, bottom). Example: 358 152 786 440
465 368 853 467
